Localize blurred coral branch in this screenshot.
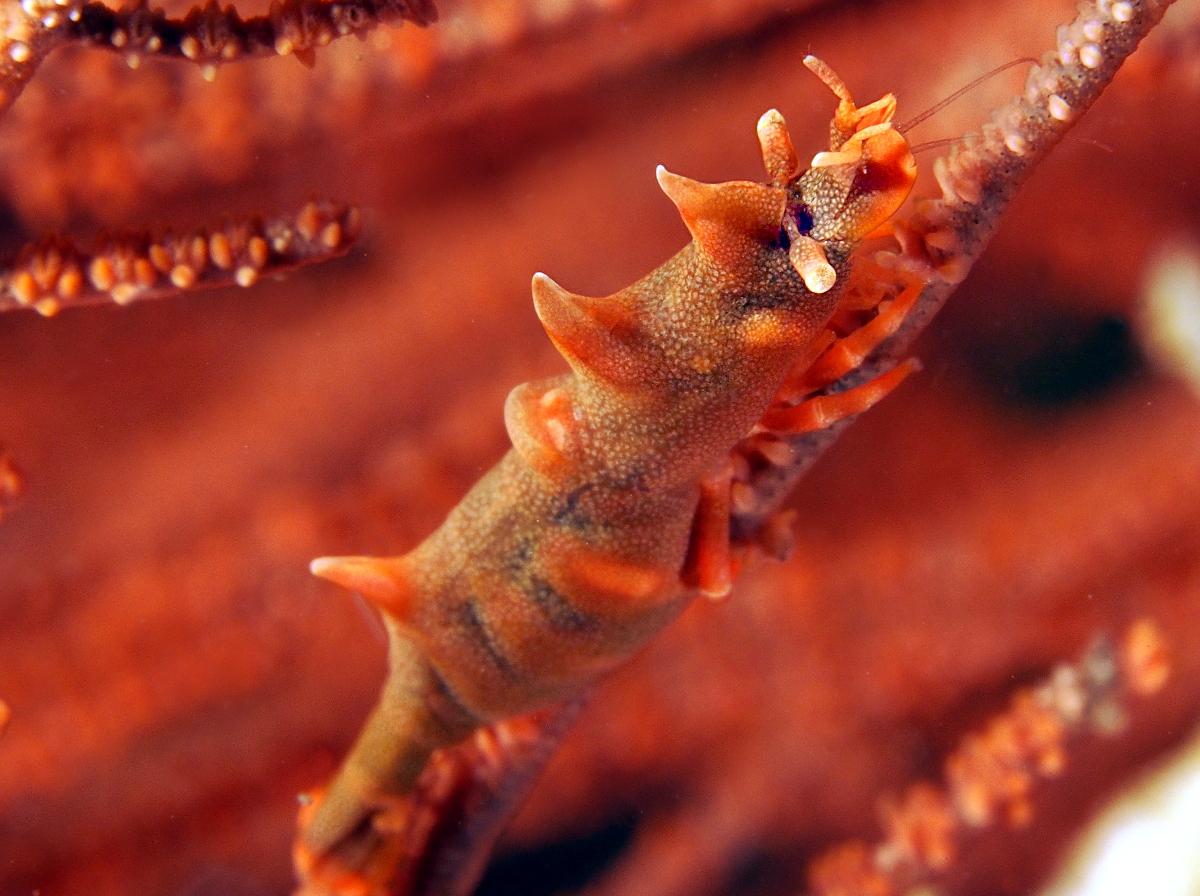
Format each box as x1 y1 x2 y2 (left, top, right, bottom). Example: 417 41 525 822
0 0 435 112
0 200 359 316
0 445 20 521
808 619 1170 896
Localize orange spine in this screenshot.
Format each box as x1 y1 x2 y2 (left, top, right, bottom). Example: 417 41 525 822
297 56 920 892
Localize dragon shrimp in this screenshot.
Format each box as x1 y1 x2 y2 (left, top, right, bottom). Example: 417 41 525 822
296 56 921 892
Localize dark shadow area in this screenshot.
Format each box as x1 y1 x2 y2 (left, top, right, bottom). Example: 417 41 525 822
475 816 639 896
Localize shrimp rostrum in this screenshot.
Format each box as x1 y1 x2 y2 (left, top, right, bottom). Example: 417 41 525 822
296 56 920 893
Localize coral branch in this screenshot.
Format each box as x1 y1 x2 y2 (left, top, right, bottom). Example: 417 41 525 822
0 200 360 316
295 697 588 896
731 0 1179 539
807 619 1170 896
404 697 588 896
0 446 21 521
0 0 436 113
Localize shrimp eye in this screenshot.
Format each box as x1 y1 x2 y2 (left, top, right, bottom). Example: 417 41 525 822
793 204 814 235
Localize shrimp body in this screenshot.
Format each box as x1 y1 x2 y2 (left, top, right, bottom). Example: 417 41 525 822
297 57 918 890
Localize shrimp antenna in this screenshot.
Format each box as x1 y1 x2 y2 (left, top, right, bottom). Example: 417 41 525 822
908 137 958 155
898 57 1038 134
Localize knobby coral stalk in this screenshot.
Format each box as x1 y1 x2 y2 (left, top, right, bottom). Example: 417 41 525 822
0 0 436 113
807 619 1171 896
0 201 360 316
295 696 590 896
347 2 1179 895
